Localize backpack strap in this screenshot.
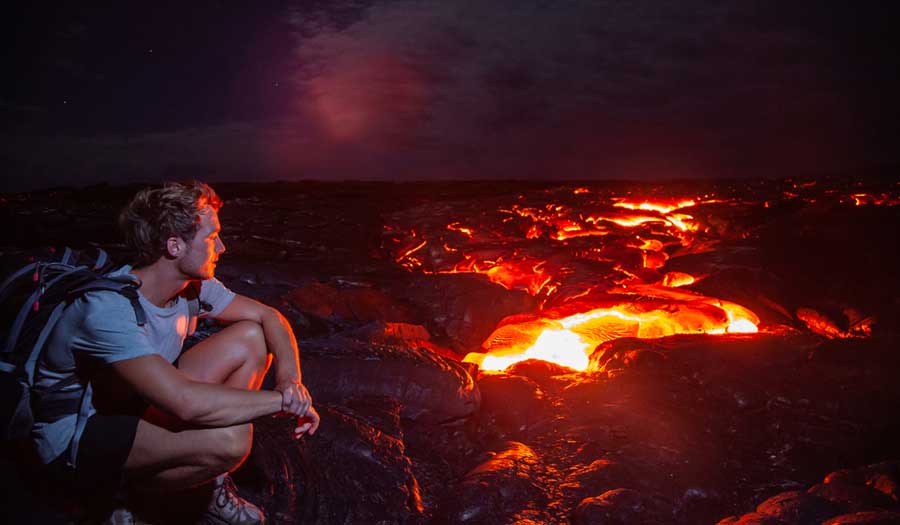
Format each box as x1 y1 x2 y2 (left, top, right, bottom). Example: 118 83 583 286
38 374 81 396
31 375 82 422
23 301 68 382
0 261 39 306
121 287 147 327
60 248 73 266
66 382 93 468
93 249 108 270
69 277 147 327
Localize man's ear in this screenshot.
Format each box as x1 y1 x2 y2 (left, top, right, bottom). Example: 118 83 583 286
166 236 185 258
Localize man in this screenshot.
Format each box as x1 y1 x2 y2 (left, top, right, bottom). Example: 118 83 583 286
31 181 318 524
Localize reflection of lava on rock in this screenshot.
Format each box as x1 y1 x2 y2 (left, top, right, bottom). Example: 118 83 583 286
384 189 762 372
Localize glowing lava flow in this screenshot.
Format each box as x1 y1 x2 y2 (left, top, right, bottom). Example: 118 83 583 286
482 327 592 372
385 191 765 373
612 198 697 214
463 295 759 372
662 272 695 287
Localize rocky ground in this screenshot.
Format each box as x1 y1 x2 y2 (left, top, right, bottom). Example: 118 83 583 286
1 179 899 524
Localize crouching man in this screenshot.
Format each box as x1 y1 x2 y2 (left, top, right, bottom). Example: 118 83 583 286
31 181 318 524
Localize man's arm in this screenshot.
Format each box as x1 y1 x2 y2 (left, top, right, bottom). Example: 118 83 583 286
112 354 285 426
215 294 301 383
214 295 314 419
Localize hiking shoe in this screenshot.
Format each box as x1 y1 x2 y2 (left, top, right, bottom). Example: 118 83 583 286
201 474 266 525
103 507 135 525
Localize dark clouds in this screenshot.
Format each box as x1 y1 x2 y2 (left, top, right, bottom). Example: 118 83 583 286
283 0 886 179
2 1 898 191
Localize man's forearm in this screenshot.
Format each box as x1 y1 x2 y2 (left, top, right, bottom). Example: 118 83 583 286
260 307 302 383
180 382 283 427
114 354 287 427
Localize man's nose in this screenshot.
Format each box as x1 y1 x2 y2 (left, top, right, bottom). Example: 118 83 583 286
216 237 226 254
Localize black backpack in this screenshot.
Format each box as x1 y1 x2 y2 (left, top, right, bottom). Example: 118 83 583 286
0 248 147 467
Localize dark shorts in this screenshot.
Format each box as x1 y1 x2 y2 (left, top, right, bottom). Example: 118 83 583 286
48 411 141 493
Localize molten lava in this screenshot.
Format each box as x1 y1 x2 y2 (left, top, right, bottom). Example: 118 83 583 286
612 197 697 214
463 288 759 372
384 190 770 372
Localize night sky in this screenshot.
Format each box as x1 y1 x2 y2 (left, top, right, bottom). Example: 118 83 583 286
3 1 898 191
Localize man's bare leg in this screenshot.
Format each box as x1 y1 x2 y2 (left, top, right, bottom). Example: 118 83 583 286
176 320 273 390
124 320 271 490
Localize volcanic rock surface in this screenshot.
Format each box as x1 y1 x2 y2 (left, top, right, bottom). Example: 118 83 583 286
1 179 899 524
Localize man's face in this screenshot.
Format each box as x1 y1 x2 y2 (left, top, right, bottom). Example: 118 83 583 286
178 207 225 280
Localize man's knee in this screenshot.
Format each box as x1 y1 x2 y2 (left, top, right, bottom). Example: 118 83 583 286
208 424 254 472
231 320 267 368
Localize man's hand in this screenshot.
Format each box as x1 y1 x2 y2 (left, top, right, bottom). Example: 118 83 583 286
294 406 320 439
276 379 312 417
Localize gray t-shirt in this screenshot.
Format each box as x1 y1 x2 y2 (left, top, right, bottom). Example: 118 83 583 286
31 265 235 464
